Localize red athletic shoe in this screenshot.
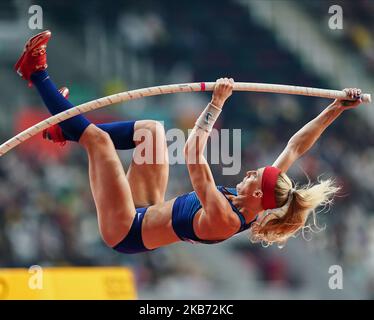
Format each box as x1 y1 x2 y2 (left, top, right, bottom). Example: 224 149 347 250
42 87 69 146
14 30 52 86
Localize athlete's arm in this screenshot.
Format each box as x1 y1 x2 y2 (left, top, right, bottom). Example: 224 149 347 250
184 78 235 226
273 88 363 173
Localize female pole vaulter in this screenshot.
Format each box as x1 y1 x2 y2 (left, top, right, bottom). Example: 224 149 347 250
14 31 362 253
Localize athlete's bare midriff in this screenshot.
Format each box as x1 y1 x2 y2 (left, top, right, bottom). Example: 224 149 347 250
141 197 181 249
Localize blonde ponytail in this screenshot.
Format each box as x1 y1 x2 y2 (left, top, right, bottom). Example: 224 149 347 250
249 173 340 247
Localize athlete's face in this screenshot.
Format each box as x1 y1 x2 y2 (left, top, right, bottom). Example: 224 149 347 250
236 167 265 199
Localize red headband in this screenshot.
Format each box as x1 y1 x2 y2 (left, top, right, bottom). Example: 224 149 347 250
261 166 281 210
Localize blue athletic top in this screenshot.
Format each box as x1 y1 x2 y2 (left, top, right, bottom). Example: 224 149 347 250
172 186 257 244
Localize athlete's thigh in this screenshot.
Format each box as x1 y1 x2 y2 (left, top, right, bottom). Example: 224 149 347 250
127 120 169 207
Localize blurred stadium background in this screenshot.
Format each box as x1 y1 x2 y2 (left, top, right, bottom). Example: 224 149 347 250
0 0 374 299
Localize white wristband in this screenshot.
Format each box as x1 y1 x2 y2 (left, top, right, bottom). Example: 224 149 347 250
195 103 222 133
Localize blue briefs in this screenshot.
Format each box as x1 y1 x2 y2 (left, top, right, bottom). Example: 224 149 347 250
112 207 153 254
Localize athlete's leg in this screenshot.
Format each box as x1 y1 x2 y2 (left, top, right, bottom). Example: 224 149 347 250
31 72 168 207
34 81 138 245
42 88 137 150
79 124 137 247
45 118 137 150
15 31 137 247
127 120 169 207
15 31 137 150
48 118 169 207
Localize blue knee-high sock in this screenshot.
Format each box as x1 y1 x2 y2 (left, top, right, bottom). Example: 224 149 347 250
31 70 136 149
96 121 136 150
59 121 136 150
31 70 90 141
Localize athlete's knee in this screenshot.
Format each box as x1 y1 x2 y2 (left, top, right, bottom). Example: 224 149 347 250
99 213 130 247
81 126 112 147
150 120 166 137
135 120 166 140
91 129 112 145
100 230 122 248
